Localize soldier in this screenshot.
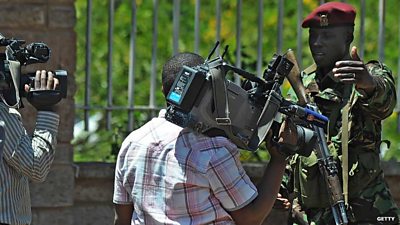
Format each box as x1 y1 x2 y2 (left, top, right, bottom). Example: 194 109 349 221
284 2 400 225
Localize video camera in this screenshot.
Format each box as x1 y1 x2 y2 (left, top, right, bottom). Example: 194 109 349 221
165 42 327 155
0 33 67 108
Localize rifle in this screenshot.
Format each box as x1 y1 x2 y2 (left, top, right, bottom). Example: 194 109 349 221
285 50 349 225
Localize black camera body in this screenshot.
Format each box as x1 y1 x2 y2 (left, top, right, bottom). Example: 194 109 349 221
166 54 279 151
0 33 67 108
165 43 327 156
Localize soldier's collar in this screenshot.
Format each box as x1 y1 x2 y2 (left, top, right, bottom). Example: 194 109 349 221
315 70 341 91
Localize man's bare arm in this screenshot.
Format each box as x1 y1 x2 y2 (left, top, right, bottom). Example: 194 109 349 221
114 204 133 225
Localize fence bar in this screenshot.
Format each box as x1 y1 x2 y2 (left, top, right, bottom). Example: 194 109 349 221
194 0 200 53
173 0 180 55
84 0 92 131
106 0 115 130
127 0 137 131
77 105 161 111
296 0 302 69
277 0 284 54
79 1 400 134
216 0 221 55
378 0 385 61
359 0 366 59
149 0 159 116
234 0 242 84
256 0 263 77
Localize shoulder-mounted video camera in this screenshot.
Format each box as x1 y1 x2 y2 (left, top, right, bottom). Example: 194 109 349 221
0 33 67 108
165 42 328 154
166 43 328 156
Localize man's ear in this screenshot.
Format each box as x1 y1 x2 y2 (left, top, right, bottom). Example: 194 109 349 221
347 34 354 45
162 85 168 98
346 28 354 45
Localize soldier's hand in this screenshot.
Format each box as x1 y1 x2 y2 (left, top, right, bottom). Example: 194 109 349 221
273 193 291 210
332 46 376 96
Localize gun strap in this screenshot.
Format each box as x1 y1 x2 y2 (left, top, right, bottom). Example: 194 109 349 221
341 84 355 206
303 63 317 75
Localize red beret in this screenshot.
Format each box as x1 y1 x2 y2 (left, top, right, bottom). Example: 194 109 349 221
302 2 356 28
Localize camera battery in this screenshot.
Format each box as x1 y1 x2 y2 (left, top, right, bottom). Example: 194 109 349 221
167 66 206 112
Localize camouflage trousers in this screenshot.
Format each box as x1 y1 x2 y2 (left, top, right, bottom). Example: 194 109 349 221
292 176 400 225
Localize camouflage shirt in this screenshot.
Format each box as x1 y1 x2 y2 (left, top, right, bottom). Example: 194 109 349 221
288 61 398 221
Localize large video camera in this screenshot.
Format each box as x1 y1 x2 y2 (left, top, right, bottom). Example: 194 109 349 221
165 42 327 156
0 33 67 108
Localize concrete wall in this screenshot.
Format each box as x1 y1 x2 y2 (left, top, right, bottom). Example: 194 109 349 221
73 161 400 225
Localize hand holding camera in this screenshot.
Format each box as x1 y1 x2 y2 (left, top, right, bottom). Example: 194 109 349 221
25 70 61 111
266 118 310 159
0 33 67 110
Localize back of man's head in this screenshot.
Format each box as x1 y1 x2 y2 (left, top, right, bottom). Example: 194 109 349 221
162 52 204 97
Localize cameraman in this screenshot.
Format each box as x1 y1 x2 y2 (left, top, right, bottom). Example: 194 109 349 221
113 52 295 225
0 70 60 225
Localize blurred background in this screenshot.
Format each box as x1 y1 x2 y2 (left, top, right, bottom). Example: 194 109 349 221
73 0 400 162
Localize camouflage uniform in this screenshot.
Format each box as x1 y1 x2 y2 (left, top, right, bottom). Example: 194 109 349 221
287 60 400 225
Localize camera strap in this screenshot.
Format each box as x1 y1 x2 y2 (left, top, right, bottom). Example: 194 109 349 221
210 66 231 125
8 60 21 103
210 65 247 148
0 60 21 108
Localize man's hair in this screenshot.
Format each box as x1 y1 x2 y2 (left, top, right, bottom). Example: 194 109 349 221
162 52 204 97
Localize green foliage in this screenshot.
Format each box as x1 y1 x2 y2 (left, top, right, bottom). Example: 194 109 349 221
73 0 400 162
382 114 400 161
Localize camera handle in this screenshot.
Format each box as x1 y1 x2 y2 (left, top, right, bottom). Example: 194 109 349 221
26 90 62 111
21 70 67 110
224 64 266 84
21 70 67 98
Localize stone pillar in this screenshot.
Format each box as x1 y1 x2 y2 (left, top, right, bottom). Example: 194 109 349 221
0 1 76 225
